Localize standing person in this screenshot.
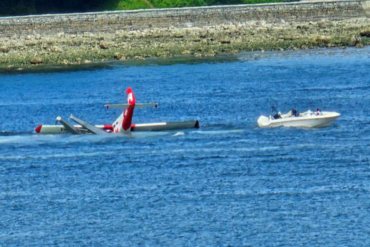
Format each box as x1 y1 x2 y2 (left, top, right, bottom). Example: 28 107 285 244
292 108 298 117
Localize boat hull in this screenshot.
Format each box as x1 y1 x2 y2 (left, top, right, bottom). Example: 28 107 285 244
257 112 340 128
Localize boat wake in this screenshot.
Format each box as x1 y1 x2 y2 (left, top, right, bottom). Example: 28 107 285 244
0 130 192 146
173 132 185 137
194 129 245 135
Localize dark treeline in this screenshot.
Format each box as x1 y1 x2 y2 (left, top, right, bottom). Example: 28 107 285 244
0 0 283 16
0 0 119 16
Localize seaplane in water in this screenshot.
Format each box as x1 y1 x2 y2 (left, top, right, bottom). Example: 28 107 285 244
35 87 199 135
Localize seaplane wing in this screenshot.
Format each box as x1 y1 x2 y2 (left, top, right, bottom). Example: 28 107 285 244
55 116 81 134
69 115 108 135
105 103 158 109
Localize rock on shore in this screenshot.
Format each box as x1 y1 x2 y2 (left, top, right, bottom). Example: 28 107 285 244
0 18 370 69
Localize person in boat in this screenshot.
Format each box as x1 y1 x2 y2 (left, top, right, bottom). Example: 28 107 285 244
281 108 299 118
291 108 298 117
316 108 321 115
273 112 282 119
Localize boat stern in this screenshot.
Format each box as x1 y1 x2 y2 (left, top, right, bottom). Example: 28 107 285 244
257 116 270 127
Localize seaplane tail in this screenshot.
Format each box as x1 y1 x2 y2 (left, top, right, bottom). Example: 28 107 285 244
112 87 136 133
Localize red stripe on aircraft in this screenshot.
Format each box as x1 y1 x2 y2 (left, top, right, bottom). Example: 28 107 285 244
103 125 113 131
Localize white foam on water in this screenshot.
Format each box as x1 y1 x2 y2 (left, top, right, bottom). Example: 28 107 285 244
0 151 118 161
194 129 245 135
0 131 175 146
130 131 171 138
173 132 185 137
164 146 280 154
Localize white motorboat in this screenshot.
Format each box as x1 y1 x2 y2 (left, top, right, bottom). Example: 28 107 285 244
257 110 340 128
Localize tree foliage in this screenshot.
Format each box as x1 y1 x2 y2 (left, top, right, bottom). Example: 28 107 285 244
0 0 291 16
151 0 208 8
0 0 119 16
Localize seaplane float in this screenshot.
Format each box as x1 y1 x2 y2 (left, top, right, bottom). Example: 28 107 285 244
35 87 199 135
257 108 340 128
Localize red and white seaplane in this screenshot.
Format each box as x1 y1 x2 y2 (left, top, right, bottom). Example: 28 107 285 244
35 87 199 135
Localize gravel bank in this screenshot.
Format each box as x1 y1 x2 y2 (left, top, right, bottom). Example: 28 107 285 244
0 16 369 69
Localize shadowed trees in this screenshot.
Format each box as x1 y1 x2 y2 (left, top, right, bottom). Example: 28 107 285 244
0 0 120 16
0 0 290 16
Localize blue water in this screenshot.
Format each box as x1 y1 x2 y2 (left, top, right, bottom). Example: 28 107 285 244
1 48 370 246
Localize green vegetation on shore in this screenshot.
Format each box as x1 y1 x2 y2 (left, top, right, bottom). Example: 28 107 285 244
0 0 293 16
114 0 292 10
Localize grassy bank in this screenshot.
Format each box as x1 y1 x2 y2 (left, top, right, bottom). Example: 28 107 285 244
111 0 293 10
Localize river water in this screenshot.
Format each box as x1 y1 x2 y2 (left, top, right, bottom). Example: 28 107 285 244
1 47 370 246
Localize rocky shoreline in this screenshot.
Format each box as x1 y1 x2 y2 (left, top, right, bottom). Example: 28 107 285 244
1 17 370 70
